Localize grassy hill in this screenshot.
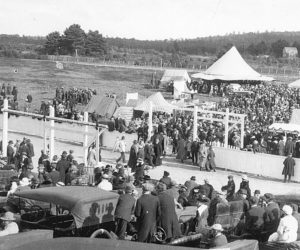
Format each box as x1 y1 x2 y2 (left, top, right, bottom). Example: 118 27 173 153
0 58 166 110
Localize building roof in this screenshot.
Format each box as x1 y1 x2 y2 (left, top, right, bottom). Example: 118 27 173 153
192 46 274 82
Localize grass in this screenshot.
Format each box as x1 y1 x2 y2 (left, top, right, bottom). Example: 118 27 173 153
0 58 168 110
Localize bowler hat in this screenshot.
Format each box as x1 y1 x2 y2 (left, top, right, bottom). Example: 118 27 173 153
239 189 247 195
0 211 16 221
163 171 169 177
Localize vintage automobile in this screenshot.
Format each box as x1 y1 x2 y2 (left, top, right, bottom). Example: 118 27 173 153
13 186 119 237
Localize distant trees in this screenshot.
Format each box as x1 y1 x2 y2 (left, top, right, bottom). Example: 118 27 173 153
270 39 289 57
43 24 106 56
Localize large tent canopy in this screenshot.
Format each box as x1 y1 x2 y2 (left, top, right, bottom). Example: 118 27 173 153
134 92 176 113
269 109 300 133
288 79 300 89
192 46 274 82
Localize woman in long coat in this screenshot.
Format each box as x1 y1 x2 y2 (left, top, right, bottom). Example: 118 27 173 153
206 146 216 171
128 140 138 172
176 137 186 163
157 183 181 241
282 154 295 183
153 138 163 166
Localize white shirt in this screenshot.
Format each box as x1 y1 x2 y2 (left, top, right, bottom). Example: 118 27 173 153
97 179 112 191
0 222 19 236
118 140 126 153
277 215 298 243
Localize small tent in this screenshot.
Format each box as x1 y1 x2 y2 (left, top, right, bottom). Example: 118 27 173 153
84 95 119 118
134 92 176 113
192 46 274 82
161 70 191 85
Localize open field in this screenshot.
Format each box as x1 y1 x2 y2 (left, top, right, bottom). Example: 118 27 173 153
0 58 170 110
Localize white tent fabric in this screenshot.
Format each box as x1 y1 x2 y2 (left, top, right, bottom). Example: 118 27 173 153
161 70 191 84
288 79 300 89
192 46 274 82
269 123 300 133
134 92 176 113
290 109 300 124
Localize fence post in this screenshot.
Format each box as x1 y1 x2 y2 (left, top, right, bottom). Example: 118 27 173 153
148 101 153 141
84 112 89 167
240 116 245 149
2 99 8 157
49 106 55 160
96 128 100 163
224 108 229 148
193 105 198 141
43 118 47 154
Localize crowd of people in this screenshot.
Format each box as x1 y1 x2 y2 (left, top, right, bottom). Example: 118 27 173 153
0 130 298 248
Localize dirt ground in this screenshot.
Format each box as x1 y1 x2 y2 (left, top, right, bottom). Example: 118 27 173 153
9 132 299 197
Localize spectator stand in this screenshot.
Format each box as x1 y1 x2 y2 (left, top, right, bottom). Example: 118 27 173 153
174 106 246 148
1 99 107 171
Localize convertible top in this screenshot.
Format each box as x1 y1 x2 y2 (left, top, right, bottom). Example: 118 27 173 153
15 186 119 228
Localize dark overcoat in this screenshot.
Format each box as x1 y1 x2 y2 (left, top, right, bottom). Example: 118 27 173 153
245 206 266 234
56 158 70 184
157 192 181 239
282 156 295 176
176 138 186 161
135 194 161 242
115 193 136 222
128 145 138 170
264 202 280 234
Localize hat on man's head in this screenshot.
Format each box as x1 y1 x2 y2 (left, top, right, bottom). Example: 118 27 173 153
62 151 68 155
282 205 293 215
142 183 154 192
102 174 109 179
254 190 261 195
191 176 196 181
228 175 233 179
0 212 16 221
210 224 223 232
144 175 151 181
264 193 274 201
239 189 247 195
20 177 31 186
241 174 248 181
249 196 259 205
163 171 169 177
8 140 13 144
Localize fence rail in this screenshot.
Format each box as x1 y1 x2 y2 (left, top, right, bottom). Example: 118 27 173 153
46 55 300 80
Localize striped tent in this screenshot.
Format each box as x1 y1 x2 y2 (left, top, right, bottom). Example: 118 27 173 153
134 92 176 113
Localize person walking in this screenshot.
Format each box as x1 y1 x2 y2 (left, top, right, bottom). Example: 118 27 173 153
116 136 126 164
282 153 296 183
206 145 216 172
198 141 207 171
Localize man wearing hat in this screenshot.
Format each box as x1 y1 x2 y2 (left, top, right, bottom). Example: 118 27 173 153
244 196 266 240
209 224 228 248
239 175 251 199
114 186 136 240
135 183 161 242
56 151 71 184
263 193 281 241
282 153 296 183
184 176 198 196
156 182 181 242
159 171 172 189
134 158 145 187
0 212 19 236
222 175 235 201
7 140 15 165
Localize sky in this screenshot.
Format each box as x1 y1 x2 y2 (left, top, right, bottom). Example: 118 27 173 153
1 0 300 40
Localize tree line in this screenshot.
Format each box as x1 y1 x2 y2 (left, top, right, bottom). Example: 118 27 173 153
1 28 300 59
